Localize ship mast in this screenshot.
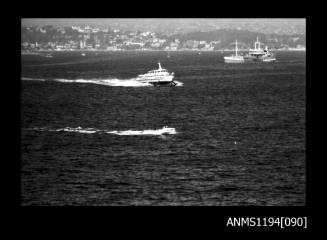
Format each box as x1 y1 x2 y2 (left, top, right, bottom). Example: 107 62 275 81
235 40 238 56
158 61 162 70
255 36 261 50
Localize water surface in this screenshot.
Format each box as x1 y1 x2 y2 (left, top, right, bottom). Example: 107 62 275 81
21 51 306 206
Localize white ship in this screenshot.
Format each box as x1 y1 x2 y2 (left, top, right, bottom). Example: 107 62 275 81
244 36 276 62
136 62 176 87
224 40 244 63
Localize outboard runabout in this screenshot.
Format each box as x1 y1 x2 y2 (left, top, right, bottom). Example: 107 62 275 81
110 126 177 136
136 62 176 87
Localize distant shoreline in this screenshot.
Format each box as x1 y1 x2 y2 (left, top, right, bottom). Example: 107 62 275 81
21 49 306 54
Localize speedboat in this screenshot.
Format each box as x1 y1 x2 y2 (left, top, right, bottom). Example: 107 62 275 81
109 126 177 136
136 62 176 87
155 126 176 135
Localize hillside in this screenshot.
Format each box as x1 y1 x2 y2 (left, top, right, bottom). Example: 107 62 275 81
168 29 306 49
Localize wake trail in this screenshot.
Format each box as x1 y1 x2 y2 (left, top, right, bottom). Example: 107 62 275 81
24 126 179 136
21 77 183 87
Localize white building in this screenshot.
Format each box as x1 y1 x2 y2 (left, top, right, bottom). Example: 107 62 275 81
55 45 64 50
80 40 86 49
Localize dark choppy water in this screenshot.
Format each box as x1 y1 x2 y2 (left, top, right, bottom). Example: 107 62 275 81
21 51 306 206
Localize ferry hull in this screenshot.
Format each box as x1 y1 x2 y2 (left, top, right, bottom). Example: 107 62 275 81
137 78 176 87
137 75 176 87
151 81 177 87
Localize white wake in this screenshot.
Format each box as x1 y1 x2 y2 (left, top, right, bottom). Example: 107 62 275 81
25 126 178 136
22 77 183 87
21 77 46 81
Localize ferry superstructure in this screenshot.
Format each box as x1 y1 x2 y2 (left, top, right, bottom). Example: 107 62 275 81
136 62 176 87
